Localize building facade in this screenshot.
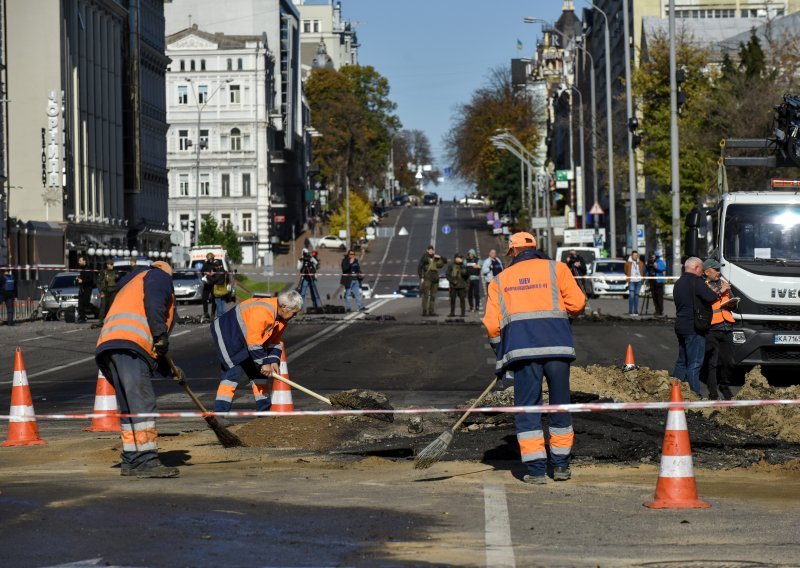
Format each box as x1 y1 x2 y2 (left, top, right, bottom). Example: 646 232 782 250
166 27 272 265
293 0 359 76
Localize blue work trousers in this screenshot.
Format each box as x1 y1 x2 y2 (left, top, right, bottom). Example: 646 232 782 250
673 333 706 396
512 358 574 476
214 358 272 413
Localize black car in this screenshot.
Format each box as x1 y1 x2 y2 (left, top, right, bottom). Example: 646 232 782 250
422 193 439 205
392 194 409 206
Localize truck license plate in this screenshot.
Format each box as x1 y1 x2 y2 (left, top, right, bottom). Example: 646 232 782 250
774 334 800 345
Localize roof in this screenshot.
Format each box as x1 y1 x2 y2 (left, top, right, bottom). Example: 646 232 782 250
166 25 262 50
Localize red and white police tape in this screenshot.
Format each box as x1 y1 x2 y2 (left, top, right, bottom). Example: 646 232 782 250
2 398 799 421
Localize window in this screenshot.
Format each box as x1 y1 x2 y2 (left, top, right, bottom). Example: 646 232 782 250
199 129 209 150
303 20 311 33
242 173 251 196
177 85 188 105
242 213 252 233
179 174 189 196
180 214 190 231
221 213 231 228
200 174 210 196
200 59 206 71
178 129 191 151
180 60 185 71
198 84 208 104
190 59 196 71
230 128 241 151
221 174 230 197
237 58 243 70
229 84 240 104
227 58 233 71
313 20 320 33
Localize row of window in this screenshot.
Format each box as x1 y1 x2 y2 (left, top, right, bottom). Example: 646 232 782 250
176 84 241 105
176 127 249 152
177 212 253 233
302 19 321 33
174 58 246 72
669 8 784 18
175 172 253 197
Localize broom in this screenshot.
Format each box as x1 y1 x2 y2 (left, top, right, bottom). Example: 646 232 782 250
414 377 498 469
164 355 245 448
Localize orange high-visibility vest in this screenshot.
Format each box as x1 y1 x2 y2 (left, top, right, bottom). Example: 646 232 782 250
96 271 175 358
710 290 735 326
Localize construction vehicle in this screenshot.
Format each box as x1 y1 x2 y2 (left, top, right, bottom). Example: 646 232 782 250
685 135 800 370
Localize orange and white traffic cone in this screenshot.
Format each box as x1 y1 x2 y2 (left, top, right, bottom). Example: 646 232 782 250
271 342 294 412
644 380 710 509
623 344 637 370
2 348 46 447
84 370 121 432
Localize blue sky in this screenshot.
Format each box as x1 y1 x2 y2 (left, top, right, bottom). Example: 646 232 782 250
338 0 566 199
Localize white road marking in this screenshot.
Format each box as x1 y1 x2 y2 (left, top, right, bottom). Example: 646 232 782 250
486 357 496 365
20 336 48 342
63 329 83 334
634 333 645 338
372 208 404 293
431 205 440 249
484 482 516 568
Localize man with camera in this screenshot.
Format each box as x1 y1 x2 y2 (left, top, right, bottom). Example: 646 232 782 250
297 248 321 310
646 251 667 317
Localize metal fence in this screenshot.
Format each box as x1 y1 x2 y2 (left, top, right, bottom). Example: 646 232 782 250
0 298 39 323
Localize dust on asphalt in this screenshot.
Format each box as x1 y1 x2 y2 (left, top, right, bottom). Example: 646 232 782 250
229 365 800 471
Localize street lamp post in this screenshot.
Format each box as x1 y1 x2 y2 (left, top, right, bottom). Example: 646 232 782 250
569 86 586 228
669 0 682 276
622 0 638 254
186 78 230 247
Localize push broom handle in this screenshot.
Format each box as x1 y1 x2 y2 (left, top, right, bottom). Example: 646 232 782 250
164 355 211 414
451 377 498 432
270 371 332 406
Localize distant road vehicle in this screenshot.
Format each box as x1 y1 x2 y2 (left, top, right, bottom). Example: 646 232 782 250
590 259 628 298
391 194 410 206
395 283 420 297
459 195 486 206
422 193 439 205
438 273 450 291
316 235 347 250
172 269 203 304
39 272 100 321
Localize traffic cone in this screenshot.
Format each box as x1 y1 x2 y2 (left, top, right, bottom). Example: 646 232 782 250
271 342 294 412
84 370 121 432
644 380 710 509
2 348 46 446
623 344 637 370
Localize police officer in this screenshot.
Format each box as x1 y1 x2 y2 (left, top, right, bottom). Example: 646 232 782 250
211 290 303 414
95 261 177 478
483 232 586 485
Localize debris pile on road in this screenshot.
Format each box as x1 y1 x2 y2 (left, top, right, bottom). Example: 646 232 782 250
708 366 800 443
569 365 698 402
329 389 395 423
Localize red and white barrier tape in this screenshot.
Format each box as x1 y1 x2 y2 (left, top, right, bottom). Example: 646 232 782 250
3 398 799 421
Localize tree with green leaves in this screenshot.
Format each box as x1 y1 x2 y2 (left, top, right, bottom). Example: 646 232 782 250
198 214 242 265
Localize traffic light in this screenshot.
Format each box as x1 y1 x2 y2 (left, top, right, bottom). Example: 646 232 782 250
628 117 642 150
676 68 686 115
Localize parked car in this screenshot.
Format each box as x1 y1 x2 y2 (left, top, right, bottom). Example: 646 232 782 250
172 269 203 303
422 193 439 205
391 194 410 206
459 195 486 206
590 259 628 298
339 282 373 300
395 283 420 297
113 257 152 281
316 235 347 250
39 272 100 321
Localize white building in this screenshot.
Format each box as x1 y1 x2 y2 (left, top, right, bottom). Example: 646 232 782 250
166 28 271 265
293 0 359 76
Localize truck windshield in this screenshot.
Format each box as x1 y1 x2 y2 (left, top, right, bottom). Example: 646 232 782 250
723 204 800 263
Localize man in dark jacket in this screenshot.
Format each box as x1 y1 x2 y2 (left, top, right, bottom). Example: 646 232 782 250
97 260 118 325
465 249 482 312
200 252 218 321
76 256 95 323
672 256 728 396
341 250 366 312
446 254 469 317
418 246 446 317
2 269 17 326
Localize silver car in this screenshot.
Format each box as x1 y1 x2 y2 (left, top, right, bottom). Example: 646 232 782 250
39 272 100 320
173 269 203 303
590 260 629 298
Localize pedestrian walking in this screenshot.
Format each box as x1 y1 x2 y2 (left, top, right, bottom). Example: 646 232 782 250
76 256 95 323
700 258 735 400
297 249 322 310
211 290 303 414
482 232 586 484
341 250 366 312
418 245 445 317
446 254 468 317
647 251 667 316
465 249 482 312
672 257 727 397
2 269 17 326
480 249 504 293
97 260 118 324
624 251 644 316
200 252 218 321
95 261 178 478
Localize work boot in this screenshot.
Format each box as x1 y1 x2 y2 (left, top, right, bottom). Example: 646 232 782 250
121 461 179 478
553 466 571 481
523 474 547 485
720 386 733 400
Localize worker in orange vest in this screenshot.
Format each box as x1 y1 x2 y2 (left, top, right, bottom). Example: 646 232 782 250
701 258 736 400
483 232 586 485
211 290 303 413
95 261 177 478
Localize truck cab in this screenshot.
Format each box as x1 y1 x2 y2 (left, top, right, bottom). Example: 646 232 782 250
687 185 800 367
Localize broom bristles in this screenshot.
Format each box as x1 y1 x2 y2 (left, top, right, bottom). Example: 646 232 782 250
205 416 246 448
414 430 454 469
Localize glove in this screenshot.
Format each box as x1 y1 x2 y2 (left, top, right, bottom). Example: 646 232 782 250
173 365 186 381
154 335 169 357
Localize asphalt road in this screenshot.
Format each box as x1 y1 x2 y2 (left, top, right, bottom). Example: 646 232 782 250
1 204 798 567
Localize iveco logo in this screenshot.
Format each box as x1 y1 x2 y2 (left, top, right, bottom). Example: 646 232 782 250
771 288 799 299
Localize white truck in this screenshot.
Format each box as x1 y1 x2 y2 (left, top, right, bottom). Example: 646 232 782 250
685 180 800 370
187 246 236 301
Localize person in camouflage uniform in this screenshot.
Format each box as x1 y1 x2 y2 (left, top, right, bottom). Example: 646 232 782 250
98 260 118 324
418 246 446 317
